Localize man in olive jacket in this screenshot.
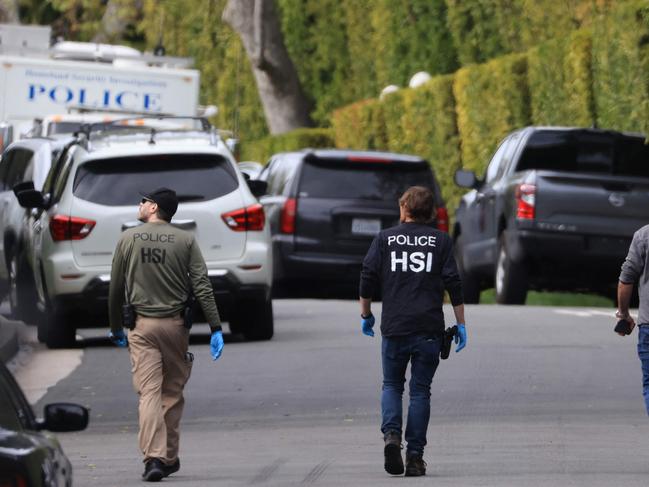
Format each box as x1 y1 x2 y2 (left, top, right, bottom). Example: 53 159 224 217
108 187 224 482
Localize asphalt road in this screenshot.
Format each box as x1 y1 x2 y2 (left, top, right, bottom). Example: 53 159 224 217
18 300 649 486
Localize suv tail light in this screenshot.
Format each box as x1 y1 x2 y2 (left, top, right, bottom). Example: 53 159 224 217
221 203 265 231
50 215 96 241
280 198 297 234
0 472 28 487
435 207 449 232
515 183 536 220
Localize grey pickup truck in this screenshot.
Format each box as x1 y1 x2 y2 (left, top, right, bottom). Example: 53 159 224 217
453 126 649 304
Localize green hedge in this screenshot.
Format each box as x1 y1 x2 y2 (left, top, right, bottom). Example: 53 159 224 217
331 99 387 151
399 76 463 211
528 29 594 126
240 128 334 163
453 53 530 175
592 0 649 133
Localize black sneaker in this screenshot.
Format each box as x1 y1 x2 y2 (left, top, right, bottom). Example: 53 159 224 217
142 458 165 482
383 431 404 475
163 459 180 477
405 451 426 477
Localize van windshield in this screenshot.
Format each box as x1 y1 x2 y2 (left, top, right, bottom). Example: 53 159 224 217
73 154 238 206
299 160 434 201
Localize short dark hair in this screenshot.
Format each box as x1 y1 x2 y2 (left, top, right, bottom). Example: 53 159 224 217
156 206 172 223
399 186 435 223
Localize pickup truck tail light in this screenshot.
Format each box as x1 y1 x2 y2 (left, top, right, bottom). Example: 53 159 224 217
280 198 297 234
436 207 449 232
221 203 265 231
50 215 96 241
515 183 536 220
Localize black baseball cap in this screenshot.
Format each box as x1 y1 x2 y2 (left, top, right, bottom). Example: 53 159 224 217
140 187 178 218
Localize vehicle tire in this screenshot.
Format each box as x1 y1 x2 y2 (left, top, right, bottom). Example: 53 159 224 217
8 251 39 324
37 302 76 349
232 298 274 341
494 233 528 305
454 234 481 304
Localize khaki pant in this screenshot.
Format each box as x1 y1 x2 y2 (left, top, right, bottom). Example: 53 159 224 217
128 315 192 464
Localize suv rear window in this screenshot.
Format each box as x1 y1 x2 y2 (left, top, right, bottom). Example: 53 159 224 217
73 154 238 206
299 160 435 201
517 130 649 177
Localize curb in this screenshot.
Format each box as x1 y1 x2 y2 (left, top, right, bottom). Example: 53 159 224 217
0 315 25 363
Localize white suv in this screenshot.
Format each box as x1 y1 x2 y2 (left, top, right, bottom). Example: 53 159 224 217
15 118 273 347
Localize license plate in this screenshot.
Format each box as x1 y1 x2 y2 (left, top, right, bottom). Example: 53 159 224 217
351 218 381 235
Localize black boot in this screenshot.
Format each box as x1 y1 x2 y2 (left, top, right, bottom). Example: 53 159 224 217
383 431 404 475
142 458 165 482
405 451 427 477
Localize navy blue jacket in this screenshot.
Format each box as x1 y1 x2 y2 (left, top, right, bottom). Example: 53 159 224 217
359 222 463 337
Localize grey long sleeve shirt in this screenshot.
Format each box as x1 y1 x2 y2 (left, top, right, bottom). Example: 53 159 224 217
619 224 649 324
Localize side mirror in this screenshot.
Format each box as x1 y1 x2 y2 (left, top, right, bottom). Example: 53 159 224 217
16 189 44 209
454 170 478 189
247 179 268 198
39 403 89 432
12 181 35 197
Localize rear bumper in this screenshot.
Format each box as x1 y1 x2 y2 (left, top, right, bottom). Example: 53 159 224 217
508 226 631 291
276 249 364 285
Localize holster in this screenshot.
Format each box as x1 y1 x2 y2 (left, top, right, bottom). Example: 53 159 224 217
183 294 196 330
440 325 458 360
122 303 136 330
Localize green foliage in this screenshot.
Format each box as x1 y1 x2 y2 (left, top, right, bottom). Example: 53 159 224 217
240 128 334 163
331 99 387 151
138 0 268 140
480 289 614 307
371 0 458 88
453 54 530 176
528 29 594 126
400 76 463 212
592 0 649 133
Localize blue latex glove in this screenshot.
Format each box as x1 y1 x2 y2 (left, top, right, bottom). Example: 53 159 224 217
455 324 467 353
108 329 128 348
361 313 375 337
210 330 224 361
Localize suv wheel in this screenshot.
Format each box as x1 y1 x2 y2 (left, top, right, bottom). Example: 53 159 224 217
37 301 76 349
232 298 274 341
454 234 480 304
8 251 39 324
494 234 528 305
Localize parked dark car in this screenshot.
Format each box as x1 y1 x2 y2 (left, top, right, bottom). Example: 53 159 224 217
453 126 649 304
256 149 448 296
0 361 89 486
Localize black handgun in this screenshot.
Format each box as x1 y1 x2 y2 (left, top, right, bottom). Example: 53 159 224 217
440 325 458 360
121 303 136 330
614 319 633 336
183 293 196 330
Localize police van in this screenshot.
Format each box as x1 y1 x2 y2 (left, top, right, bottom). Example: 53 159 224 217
0 24 202 150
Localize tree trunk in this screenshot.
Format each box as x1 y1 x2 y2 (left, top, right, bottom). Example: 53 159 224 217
93 0 143 44
0 0 19 23
223 0 314 134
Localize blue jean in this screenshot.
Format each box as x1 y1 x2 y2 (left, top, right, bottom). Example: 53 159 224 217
638 326 649 415
381 333 441 454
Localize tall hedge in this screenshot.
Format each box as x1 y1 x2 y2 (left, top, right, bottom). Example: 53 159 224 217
453 54 530 175
371 0 458 88
331 99 387 151
592 0 649 133
528 29 594 127
399 76 463 211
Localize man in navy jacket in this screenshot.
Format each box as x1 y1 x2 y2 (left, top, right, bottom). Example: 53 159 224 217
359 186 467 477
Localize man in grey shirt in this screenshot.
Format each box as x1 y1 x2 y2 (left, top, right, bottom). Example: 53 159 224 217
617 224 649 414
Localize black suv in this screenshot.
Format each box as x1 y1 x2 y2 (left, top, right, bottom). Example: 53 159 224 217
257 149 447 296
